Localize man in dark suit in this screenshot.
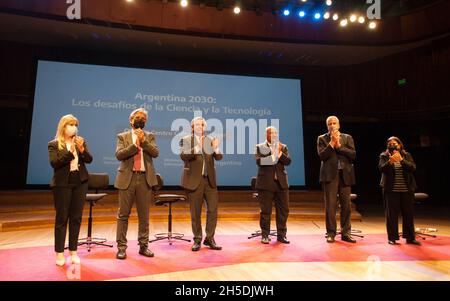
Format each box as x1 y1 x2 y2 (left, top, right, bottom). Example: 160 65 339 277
317 116 356 243
180 117 223 251
115 108 159 259
254 126 291 244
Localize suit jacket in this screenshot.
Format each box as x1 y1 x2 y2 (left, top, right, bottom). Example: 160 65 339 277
254 142 291 190
378 150 417 192
317 132 356 185
114 130 159 190
48 140 93 187
180 135 223 190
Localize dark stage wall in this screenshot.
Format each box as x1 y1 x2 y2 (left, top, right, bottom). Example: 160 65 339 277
0 38 449 204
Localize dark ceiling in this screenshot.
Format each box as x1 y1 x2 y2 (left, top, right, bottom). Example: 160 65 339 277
166 0 445 17
0 0 448 67
1 12 448 67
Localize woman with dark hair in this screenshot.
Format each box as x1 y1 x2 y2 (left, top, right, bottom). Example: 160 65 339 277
379 136 421 245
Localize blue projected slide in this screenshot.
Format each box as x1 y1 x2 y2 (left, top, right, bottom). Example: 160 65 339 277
27 60 304 186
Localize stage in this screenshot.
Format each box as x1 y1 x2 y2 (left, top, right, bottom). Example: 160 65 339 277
0 192 449 281
0 190 361 232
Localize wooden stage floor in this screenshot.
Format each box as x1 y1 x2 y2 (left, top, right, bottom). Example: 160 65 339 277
0 190 362 232
0 194 449 281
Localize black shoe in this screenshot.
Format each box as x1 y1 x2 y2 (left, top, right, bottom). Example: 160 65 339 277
203 238 222 250
116 249 127 260
261 236 271 244
342 235 356 243
388 240 397 245
191 241 201 252
277 236 290 244
139 246 154 257
326 235 335 243
406 239 421 246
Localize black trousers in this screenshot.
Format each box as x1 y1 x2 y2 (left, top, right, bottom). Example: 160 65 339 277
116 173 153 250
186 177 219 243
323 170 352 237
52 172 87 253
258 180 289 238
383 191 415 241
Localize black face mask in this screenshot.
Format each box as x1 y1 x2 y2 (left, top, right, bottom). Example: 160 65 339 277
388 145 398 154
132 118 146 129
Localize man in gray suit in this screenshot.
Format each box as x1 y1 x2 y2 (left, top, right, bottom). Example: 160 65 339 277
254 126 291 244
115 108 159 259
317 116 356 243
180 117 223 251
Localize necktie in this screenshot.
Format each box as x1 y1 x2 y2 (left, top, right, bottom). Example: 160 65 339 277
133 147 142 171
202 150 207 176
198 136 206 176
337 137 343 170
202 155 206 176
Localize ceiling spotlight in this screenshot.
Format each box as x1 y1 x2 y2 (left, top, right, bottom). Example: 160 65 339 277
299 11 306 18
350 15 357 22
126 0 134 2
314 12 321 20
332 13 339 21
283 9 290 16
323 12 330 19
358 16 365 23
340 19 348 27
180 0 188 7
233 6 240 14
369 21 377 29
326 0 332 6
301 0 307 2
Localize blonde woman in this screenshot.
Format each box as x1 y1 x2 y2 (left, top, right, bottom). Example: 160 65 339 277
48 114 93 266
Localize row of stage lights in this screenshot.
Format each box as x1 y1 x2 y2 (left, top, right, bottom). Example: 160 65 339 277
125 0 377 30
280 10 376 29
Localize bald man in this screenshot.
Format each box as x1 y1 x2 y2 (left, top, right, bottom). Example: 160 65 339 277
254 126 291 244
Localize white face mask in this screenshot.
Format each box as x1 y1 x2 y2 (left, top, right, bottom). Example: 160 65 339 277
65 125 78 137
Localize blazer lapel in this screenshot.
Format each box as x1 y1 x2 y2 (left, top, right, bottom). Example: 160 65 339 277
191 135 196 154
339 134 346 146
126 131 133 147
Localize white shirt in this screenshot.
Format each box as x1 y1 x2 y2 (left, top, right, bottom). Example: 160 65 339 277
131 130 145 171
266 140 280 179
65 141 79 172
193 135 220 154
259 140 279 166
193 135 203 154
267 140 279 161
193 135 219 176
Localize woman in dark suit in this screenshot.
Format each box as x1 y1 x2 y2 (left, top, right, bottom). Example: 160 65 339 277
379 136 420 245
48 114 92 266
